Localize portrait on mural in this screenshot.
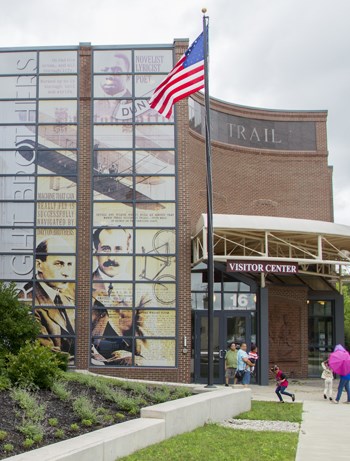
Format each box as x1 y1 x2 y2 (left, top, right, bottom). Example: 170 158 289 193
18 234 76 361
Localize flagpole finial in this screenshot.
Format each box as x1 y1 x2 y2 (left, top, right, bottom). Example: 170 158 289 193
202 7 207 14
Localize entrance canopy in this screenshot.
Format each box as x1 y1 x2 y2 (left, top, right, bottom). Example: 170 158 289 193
193 214 350 283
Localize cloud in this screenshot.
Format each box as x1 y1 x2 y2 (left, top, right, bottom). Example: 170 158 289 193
0 0 348 225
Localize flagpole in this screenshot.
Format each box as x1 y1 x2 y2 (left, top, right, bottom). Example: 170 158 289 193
202 9 215 388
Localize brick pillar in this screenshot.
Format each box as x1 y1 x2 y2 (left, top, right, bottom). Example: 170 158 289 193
75 44 92 369
174 39 193 382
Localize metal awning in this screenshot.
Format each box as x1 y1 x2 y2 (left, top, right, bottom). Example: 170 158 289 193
192 214 350 283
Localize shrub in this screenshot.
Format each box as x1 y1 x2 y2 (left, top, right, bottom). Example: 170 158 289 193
10 388 46 421
151 387 171 403
23 438 35 449
55 351 70 372
32 433 43 443
102 414 114 424
0 430 7 441
72 396 97 423
128 407 139 416
0 281 40 355
48 418 58 427
51 380 72 401
115 412 125 421
17 421 44 441
0 375 10 391
81 419 93 427
171 387 192 400
54 429 65 439
70 423 79 432
3 443 14 453
6 341 61 389
0 353 6 373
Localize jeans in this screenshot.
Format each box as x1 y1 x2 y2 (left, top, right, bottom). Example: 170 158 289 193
275 385 293 401
242 370 251 385
335 377 350 402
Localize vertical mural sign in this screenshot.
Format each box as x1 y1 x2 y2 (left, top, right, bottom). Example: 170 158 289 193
0 49 78 363
91 48 178 367
0 45 178 369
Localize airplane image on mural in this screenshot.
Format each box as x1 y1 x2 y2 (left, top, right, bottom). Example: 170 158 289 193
16 140 171 208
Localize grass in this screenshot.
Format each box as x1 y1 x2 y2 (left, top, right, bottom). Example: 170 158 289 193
236 400 303 423
118 400 301 461
118 424 298 461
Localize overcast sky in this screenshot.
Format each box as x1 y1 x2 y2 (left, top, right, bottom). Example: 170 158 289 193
1 0 349 224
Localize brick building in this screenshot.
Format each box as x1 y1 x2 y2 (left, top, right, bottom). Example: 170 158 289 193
0 41 349 385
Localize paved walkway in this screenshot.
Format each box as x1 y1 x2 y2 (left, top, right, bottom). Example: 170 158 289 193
249 379 350 461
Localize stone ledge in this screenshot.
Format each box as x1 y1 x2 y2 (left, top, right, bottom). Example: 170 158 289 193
141 388 251 438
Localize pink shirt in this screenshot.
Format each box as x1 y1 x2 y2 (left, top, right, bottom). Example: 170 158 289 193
276 370 288 386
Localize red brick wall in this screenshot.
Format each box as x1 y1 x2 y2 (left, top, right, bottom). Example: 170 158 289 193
268 286 309 378
188 96 333 233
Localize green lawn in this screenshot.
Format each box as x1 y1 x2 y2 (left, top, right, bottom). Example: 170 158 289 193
118 424 298 461
236 400 303 423
118 401 301 461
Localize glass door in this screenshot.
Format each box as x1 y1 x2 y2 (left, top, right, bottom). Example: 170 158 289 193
308 301 334 376
194 311 251 384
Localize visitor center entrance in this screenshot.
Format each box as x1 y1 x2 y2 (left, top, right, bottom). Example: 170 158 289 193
191 264 257 384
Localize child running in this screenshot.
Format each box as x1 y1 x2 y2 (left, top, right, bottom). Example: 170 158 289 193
271 365 295 403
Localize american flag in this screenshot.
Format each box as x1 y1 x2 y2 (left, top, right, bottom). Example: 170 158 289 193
148 32 205 119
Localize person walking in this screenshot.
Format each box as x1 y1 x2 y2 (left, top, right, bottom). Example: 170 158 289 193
271 365 295 403
333 372 350 404
225 342 238 386
321 359 334 401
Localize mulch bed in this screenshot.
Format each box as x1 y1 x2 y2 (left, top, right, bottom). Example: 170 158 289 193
0 381 139 459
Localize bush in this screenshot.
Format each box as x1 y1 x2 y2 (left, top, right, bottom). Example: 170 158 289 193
6 341 62 389
10 387 46 421
23 438 35 449
0 282 40 355
81 419 93 427
18 421 44 441
51 380 72 401
3 443 14 453
342 284 350 349
72 396 97 423
54 429 65 439
48 418 58 427
0 375 11 391
55 351 70 372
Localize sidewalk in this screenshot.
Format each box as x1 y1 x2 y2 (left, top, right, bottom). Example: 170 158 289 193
250 379 350 461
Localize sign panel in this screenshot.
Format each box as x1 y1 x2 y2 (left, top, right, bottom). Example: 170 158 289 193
189 98 317 151
227 260 299 274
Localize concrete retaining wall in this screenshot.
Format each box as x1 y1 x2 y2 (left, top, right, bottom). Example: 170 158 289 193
5 387 251 461
141 387 251 438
